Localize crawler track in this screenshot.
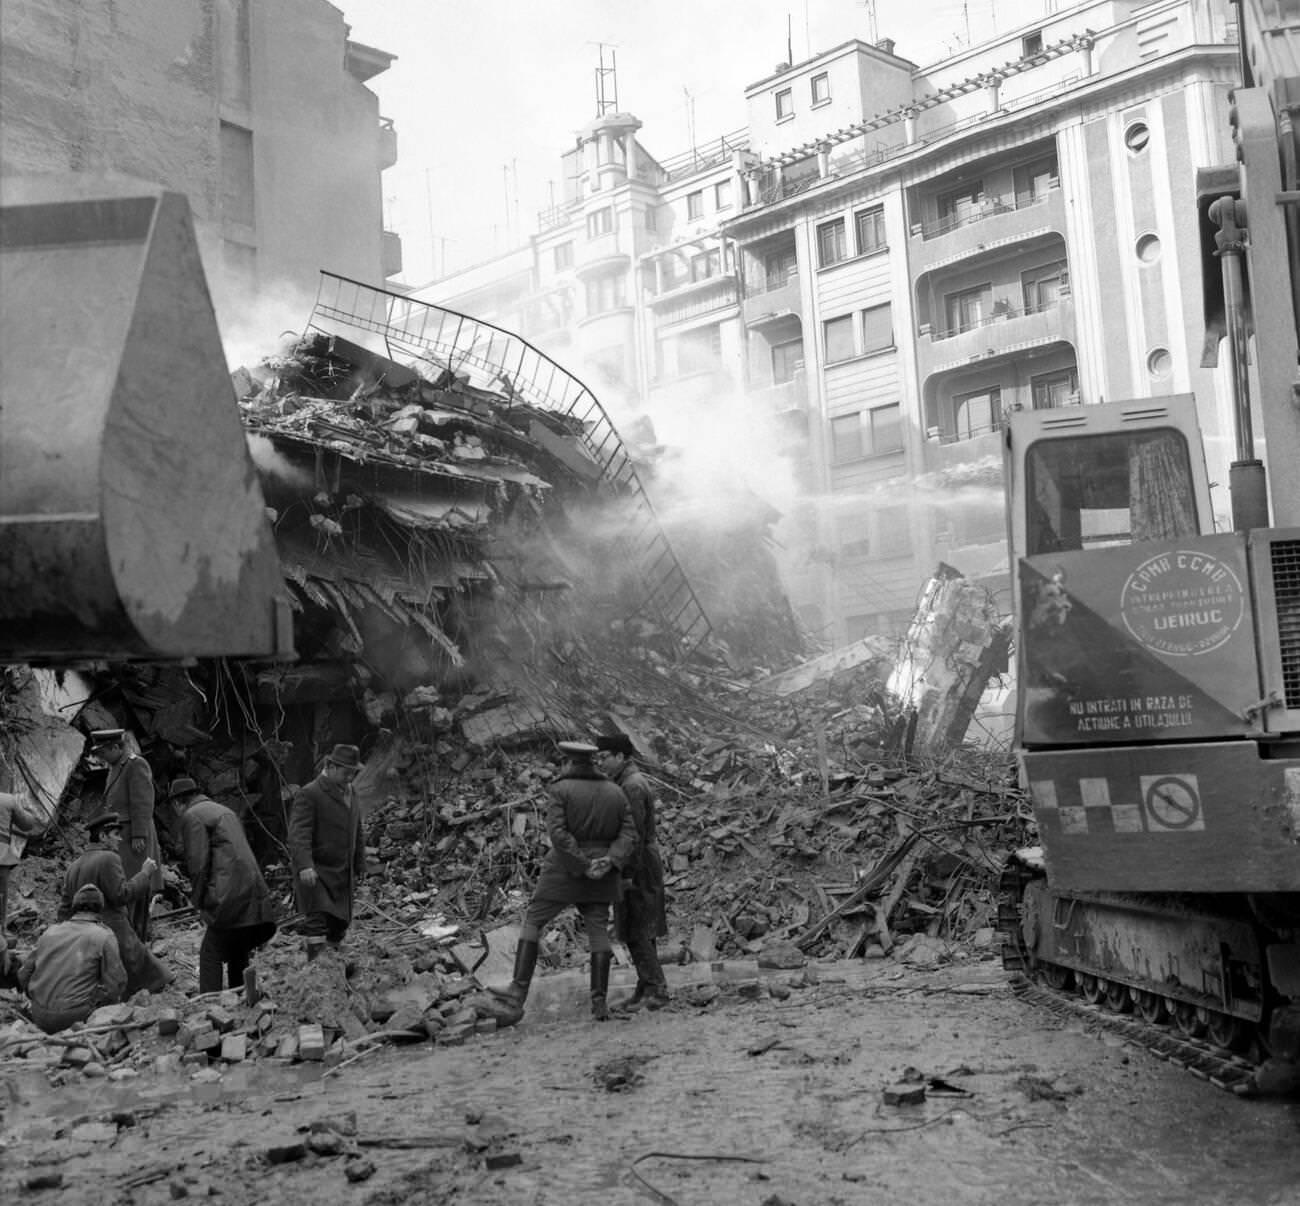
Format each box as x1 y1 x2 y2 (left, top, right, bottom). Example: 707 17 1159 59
1009 975 1259 1095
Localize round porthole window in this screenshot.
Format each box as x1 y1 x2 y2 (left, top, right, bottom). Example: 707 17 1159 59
1147 347 1172 379
1125 122 1150 153
1136 232 1161 263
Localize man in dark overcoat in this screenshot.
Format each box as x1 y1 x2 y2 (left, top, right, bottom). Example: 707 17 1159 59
61 811 172 995
174 778 278 993
596 733 670 1010
489 741 636 1022
94 729 163 942
288 744 365 961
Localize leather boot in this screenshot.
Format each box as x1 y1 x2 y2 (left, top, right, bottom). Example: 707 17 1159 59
643 982 671 1011
488 938 539 1010
590 950 614 1021
614 981 649 1011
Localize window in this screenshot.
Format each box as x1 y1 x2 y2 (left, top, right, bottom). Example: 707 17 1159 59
1031 369 1078 409
945 284 992 334
645 208 658 232
687 190 704 220
1013 157 1057 204
811 72 830 105
586 208 613 238
1022 31 1044 57
584 272 626 314
690 249 721 282
831 406 902 463
714 180 732 210
1022 260 1068 313
775 88 794 120
831 413 864 463
553 242 574 270
854 206 886 254
772 339 804 385
679 324 721 374
1124 122 1150 154
817 218 847 267
220 122 255 227
764 246 797 289
862 304 893 354
954 388 1002 440
841 536 872 559
824 315 855 363
937 181 983 230
869 403 903 453
876 507 911 558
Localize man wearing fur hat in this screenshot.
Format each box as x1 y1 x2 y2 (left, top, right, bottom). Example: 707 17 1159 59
489 741 636 1023
596 733 670 1010
288 744 366 962
173 778 278 993
93 729 163 942
20 884 127 1033
62 811 171 996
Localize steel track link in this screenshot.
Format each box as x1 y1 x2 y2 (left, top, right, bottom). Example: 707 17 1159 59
997 860 1260 1095
1010 976 1259 1094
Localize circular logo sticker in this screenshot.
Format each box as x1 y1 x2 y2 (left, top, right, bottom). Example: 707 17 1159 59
1120 549 1244 656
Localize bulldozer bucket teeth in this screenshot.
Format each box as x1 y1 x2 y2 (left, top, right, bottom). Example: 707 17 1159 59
0 177 292 662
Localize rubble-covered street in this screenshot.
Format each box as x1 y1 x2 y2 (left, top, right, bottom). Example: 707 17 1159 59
4 954 1297 1205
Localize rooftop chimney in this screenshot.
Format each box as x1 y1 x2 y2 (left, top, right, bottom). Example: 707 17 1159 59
876 37 896 56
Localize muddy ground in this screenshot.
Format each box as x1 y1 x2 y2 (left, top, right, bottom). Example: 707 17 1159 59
3 952 1297 1206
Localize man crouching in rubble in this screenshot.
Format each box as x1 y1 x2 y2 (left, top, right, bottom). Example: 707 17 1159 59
489 741 636 1023
289 744 366 963
596 734 670 1011
20 884 127 1033
62 810 172 995
173 778 277 993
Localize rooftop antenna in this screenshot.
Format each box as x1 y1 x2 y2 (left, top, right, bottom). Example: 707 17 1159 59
593 42 618 116
862 0 879 44
786 12 794 64
683 87 697 166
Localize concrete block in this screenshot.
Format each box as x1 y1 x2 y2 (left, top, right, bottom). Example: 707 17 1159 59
220 1033 248 1062
155 1008 181 1036
60 1046 94 1068
883 1082 927 1106
298 1024 326 1061
275 1033 299 1061
205 1006 236 1034
484 1151 522 1170
86 1003 134 1028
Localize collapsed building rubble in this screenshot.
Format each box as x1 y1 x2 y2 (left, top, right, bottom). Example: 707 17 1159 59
0 283 1029 1077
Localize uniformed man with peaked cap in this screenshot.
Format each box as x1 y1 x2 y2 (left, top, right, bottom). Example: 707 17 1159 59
489 740 636 1023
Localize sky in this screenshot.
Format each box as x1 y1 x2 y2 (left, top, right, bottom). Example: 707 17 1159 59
337 0 1052 284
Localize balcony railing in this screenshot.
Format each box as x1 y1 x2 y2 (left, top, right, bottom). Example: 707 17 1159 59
914 180 1057 240
928 291 1067 341
537 199 582 233
658 128 749 182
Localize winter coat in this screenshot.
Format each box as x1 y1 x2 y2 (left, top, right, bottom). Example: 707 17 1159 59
288 774 365 921
532 767 636 905
611 763 668 939
62 847 170 995
104 754 163 893
180 797 277 937
20 913 126 1016
0 792 40 869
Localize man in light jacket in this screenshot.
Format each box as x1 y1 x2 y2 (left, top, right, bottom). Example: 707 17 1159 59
174 778 277 994
0 791 42 933
21 884 126 1033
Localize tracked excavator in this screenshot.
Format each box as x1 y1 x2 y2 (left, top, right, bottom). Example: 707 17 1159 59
0 176 291 663
998 0 1300 1093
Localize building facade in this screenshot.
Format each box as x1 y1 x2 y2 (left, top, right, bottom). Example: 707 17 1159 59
419 0 1243 648
0 0 400 322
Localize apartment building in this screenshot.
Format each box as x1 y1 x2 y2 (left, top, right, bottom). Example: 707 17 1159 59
420 0 1242 648
0 0 401 320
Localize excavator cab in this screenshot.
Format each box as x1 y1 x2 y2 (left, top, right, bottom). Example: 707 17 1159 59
0 176 292 663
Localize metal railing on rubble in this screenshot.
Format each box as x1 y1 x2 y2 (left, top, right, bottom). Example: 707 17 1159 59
306 271 713 655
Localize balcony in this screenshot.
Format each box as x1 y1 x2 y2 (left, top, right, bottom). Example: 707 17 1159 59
742 272 800 327
649 274 739 326
575 230 630 275
909 183 1065 274
378 117 397 171
753 374 807 416
917 293 1075 380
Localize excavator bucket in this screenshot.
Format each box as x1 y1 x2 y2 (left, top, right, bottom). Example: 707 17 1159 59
0 177 293 662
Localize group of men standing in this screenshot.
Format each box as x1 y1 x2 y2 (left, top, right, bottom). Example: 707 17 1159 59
12 723 667 1036
490 733 669 1023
